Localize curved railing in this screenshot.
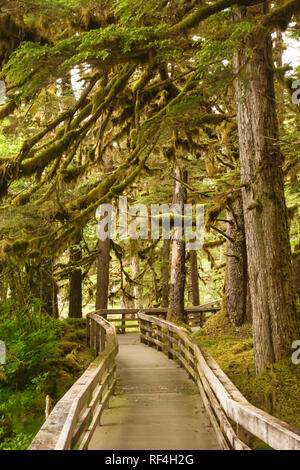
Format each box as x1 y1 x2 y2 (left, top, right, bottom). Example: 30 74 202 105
138 312 300 450
29 313 118 450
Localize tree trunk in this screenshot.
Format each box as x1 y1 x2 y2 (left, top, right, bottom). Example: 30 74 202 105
130 240 140 309
190 250 204 325
161 239 170 308
234 3 300 373
33 261 58 318
168 166 187 323
190 251 200 306
132 255 140 308
293 243 300 294
95 239 111 311
41 267 59 318
69 242 82 318
224 198 250 326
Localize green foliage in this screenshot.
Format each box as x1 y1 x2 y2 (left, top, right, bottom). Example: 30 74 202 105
2 41 75 100
0 305 92 450
0 301 59 449
194 15 255 68
112 0 179 26
0 301 60 388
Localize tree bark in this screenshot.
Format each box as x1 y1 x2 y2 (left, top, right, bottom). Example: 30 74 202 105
293 243 300 294
69 242 82 318
224 198 250 326
190 249 204 325
234 3 300 373
41 268 59 318
161 239 170 308
130 240 141 309
132 255 140 308
168 166 187 323
190 250 200 306
32 261 58 318
95 239 111 311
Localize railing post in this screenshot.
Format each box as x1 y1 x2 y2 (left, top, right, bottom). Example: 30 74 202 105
99 324 106 352
168 331 173 360
86 316 90 348
188 345 195 380
95 322 100 355
140 319 145 344
122 313 126 334
90 318 95 351
148 322 154 346
179 338 185 367
157 325 162 352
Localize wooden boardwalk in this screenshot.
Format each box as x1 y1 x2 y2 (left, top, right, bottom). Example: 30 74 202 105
88 334 219 450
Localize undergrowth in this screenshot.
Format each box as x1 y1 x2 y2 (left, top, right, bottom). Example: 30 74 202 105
0 301 92 450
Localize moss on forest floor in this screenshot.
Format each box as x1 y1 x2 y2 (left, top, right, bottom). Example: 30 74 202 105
0 318 93 450
193 310 300 449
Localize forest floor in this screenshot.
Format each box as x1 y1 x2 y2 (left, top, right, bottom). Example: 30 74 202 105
193 308 300 449
0 317 93 450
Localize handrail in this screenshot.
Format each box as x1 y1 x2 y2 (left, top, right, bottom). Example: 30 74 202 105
29 314 118 450
138 312 300 450
97 299 222 333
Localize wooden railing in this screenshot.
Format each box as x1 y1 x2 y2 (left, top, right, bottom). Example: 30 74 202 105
97 299 221 333
138 312 300 450
29 313 118 450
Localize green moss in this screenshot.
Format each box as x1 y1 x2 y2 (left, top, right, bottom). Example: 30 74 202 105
64 352 82 372
67 329 86 342
56 340 78 354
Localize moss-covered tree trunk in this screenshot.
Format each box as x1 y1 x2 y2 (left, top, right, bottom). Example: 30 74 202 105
234 3 300 373
161 239 170 308
224 198 250 326
29 261 58 318
40 267 59 318
168 166 187 323
69 242 82 319
95 239 111 312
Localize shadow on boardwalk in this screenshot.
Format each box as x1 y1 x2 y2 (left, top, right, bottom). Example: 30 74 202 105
88 333 219 450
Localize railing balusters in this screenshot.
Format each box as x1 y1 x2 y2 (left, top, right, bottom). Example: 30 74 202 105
168 331 174 360
95 301 221 331
157 325 162 352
